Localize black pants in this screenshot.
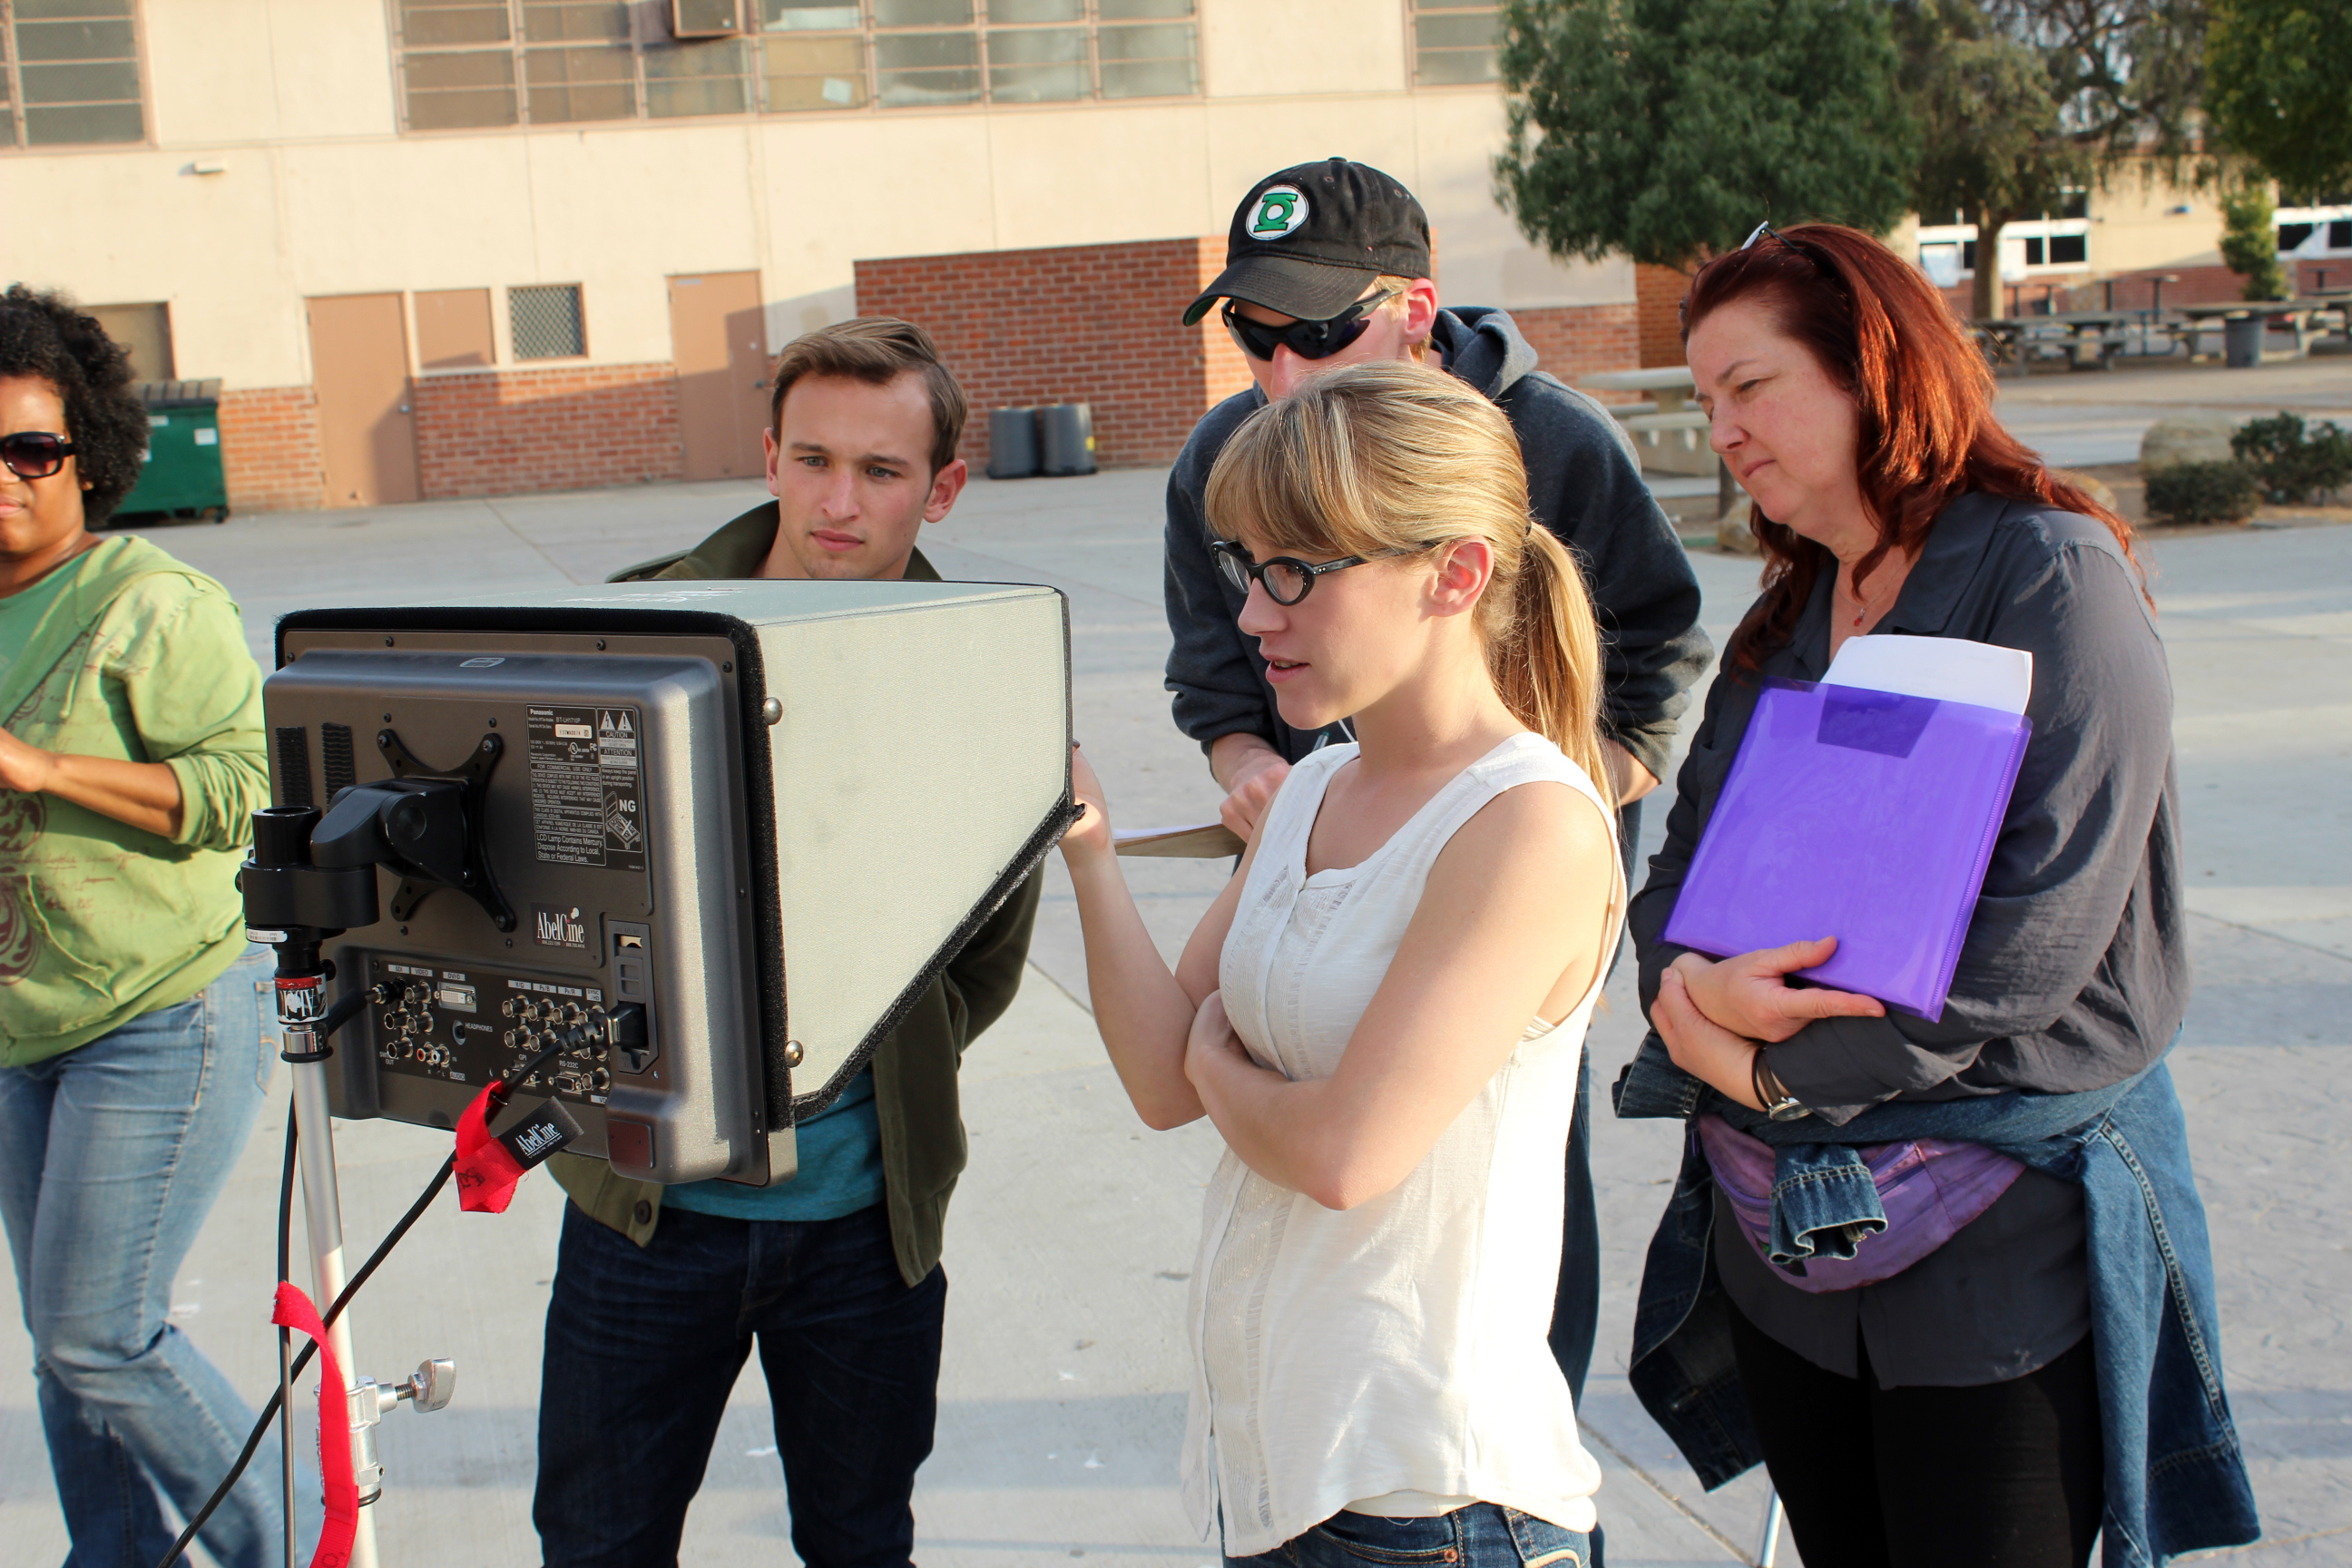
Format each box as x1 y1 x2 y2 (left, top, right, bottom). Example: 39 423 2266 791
1727 1298 2102 1568
1543 799 1639 1405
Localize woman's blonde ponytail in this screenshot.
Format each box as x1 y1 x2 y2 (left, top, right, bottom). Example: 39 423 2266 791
1498 525 1615 810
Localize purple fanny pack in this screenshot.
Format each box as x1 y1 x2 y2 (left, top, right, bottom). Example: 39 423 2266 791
1696 1113 2024 1292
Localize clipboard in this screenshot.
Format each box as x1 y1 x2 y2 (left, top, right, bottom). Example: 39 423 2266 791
1112 822 1245 858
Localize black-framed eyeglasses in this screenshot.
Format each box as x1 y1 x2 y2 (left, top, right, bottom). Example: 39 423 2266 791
1209 536 1422 605
1740 220 1844 289
0 431 74 481
1220 286 1406 363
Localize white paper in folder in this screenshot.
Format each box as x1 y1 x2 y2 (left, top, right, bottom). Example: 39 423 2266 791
1823 634 2034 716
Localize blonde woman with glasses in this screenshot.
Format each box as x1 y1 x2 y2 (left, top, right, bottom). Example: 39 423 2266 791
1060 360 1620 1567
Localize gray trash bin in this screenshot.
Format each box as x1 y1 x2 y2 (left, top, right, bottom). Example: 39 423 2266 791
2223 314 2266 368
986 407 1040 478
1040 402 1096 476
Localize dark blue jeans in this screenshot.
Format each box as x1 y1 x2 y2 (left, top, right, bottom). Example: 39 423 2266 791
1226 1503 1601 1567
534 1200 946 1568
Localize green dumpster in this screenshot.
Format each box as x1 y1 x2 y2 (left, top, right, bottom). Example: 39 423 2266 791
116 379 229 522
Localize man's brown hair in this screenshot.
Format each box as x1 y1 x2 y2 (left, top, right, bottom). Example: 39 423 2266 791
767 317 967 475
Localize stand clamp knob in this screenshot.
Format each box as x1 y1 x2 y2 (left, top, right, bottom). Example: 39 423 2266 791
373 1357 457 1416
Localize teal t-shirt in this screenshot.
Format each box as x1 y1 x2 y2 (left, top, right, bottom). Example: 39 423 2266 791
662 1067 884 1221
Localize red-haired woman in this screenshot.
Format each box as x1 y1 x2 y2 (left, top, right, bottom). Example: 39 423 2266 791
1618 224 2258 1568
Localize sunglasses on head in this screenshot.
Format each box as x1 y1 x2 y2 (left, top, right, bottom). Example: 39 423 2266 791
1220 286 1406 363
1740 220 1845 289
0 432 74 481
1208 536 1425 605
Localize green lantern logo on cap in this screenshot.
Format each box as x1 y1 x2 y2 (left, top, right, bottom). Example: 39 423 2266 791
1249 186 1309 240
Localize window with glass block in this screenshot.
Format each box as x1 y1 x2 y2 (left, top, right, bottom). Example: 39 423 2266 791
395 0 1195 130
1408 0 1499 87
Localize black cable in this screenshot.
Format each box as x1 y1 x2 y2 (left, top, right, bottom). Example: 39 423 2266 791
278 1115 298 1568
154 1022 573 1568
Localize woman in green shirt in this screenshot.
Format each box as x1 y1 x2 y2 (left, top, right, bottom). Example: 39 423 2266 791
0 287 286 1567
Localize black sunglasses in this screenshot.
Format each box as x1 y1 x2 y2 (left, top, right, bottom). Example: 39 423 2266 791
1220 286 1406 363
1740 220 1845 290
1209 537 1423 605
0 431 74 481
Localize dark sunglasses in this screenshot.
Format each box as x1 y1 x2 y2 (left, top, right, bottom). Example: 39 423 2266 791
0 431 74 481
1209 536 1423 605
1220 286 1406 363
1740 220 1845 290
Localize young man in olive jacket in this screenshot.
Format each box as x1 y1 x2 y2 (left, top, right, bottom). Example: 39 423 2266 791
534 319 1038 1568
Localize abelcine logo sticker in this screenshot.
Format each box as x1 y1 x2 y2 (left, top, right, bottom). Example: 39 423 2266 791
512 1122 564 1159
534 905 589 950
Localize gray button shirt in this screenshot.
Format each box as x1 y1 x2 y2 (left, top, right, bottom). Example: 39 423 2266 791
1633 492 2187 1122
1632 492 2182 1384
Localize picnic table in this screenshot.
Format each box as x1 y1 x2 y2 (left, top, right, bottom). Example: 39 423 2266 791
1579 368 1717 477
2299 287 2352 338
1973 309 2161 374
1579 365 1698 414
1576 367 1738 514
2171 300 2334 362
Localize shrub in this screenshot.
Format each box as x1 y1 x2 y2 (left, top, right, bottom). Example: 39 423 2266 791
2219 186 2291 302
2230 412 2352 504
2144 461 2261 526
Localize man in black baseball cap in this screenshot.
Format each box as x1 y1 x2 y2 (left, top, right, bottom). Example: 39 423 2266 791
1161 155 1713 1411
1181 159 1433 330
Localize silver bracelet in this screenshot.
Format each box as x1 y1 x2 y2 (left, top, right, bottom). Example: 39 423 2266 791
1750 1049 1810 1122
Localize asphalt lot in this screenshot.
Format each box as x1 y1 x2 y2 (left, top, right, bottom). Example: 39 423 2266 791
3 368 2347 1564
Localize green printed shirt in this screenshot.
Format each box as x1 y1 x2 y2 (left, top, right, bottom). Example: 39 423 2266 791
0 535 270 1065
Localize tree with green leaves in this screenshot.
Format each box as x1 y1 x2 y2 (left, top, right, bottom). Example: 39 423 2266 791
2219 183 2292 299
1898 0 2208 318
2206 0 2352 202
1492 0 1918 272
1903 4 2088 319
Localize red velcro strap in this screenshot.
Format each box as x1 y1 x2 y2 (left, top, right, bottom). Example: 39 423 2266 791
271 1283 358 1568
453 1082 527 1213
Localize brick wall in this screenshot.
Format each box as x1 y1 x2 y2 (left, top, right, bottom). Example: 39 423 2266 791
1509 301 1642 389
855 238 1252 474
1633 264 1691 368
2293 258 2352 294
412 362 683 500
217 386 327 513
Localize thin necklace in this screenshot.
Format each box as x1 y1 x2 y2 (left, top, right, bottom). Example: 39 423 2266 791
1838 563 1899 630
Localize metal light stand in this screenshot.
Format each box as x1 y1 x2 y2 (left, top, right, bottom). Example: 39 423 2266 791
1754 1487 1784 1567
245 805 457 1568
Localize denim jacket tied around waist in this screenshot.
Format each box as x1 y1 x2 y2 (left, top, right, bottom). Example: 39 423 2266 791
1612 1034 2259 1567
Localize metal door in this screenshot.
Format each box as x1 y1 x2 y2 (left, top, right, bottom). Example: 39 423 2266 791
308 293 420 506
668 272 769 482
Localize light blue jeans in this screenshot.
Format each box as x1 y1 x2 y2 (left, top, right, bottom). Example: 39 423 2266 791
0 946 292 1568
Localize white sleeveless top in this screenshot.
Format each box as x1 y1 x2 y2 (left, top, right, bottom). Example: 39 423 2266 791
1181 733 1620 1556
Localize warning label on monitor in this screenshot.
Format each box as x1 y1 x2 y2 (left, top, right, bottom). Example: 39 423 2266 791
526 704 646 871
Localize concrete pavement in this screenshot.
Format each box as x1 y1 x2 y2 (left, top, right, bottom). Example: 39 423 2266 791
4 430 2347 1563
1991 354 2352 469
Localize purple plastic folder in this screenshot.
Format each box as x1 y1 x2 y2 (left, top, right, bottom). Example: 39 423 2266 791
1662 678 2033 1020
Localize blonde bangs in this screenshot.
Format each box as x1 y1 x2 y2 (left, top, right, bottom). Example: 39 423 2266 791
1203 385 1383 559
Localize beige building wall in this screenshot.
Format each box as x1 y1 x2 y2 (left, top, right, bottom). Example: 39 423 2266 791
2085 170 2225 276
0 0 1630 393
